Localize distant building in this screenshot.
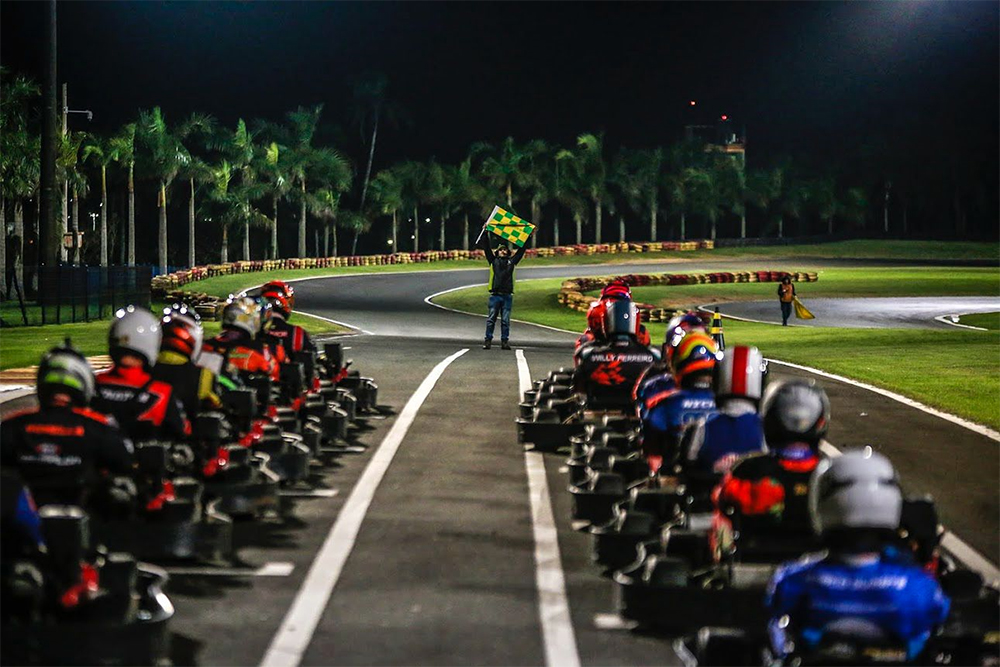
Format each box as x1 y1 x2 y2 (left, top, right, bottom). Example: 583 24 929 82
685 117 745 167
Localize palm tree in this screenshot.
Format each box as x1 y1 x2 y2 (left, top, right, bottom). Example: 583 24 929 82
576 132 608 243
471 136 531 208
614 147 663 242
138 107 190 272
395 160 426 251
351 73 400 214
211 118 262 261
341 210 371 255
448 157 487 250
713 156 746 240
369 167 403 251
520 141 550 248
1 70 40 291
110 123 137 266
258 140 291 259
555 148 588 244
81 135 120 266
310 188 341 256
767 161 808 238
58 130 89 265
423 159 453 251
205 159 269 263
809 176 837 236
683 166 723 240
177 113 216 266
283 106 352 257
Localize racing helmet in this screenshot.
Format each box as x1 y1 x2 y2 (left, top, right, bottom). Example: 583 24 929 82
109 306 161 368
761 380 830 447
37 343 96 407
258 298 276 334
221 295 261 337
671 331 719 382
601 280 632 301
714 345 765 402
603 298 639 338
810 449 902 536
161 303 204 360
262 288 292 321
586 300 607 337
663 312 707 362
261 280 295 309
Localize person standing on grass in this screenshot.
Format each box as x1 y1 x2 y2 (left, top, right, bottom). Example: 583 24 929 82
778 275 796 326
479 237 526 350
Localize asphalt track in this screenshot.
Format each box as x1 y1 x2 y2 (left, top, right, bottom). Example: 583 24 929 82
4 259 997 666
714 296 1000 329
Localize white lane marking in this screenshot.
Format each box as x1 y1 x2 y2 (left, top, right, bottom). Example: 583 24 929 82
516 349 581 667
768 358 1000 442
819 441 999 584
697 304 807 327
166 561 295 577
425 284 586 336
296 310 375 336
279 488 339 498
260 348 469 667
934 313 989 331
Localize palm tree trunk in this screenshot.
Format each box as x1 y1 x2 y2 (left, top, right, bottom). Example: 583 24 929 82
740 212 747 239
158 181 168 272
298 179 307 258
221 226 228 263
71 186 80 265
778 215 784 238
352 229 360 256
439 210 445 251
271 196 279 259
574 212 582 244
710 217 717 241
127 164 135 266
619 215 625 243
553 214 560 246
530 198 540 249
323 225 329 256
332 224 338 257
413 205 419 251
100 167 108 266
242 221 250 261
506 183 512 209
391 209 398 251
61 175 68 262
14 200 24 290
1 198 6 297
462 213 469 251
359 114 379 213
649 199 658 242
594 200 602 243
680 212 687 240
188 178 196 267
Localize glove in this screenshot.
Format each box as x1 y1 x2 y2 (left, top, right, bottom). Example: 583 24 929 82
107 476 137 505
170 444 196 468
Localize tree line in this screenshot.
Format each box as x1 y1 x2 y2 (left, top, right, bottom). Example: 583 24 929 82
0 68 899 291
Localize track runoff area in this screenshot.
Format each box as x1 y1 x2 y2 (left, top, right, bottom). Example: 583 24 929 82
165 260 991 667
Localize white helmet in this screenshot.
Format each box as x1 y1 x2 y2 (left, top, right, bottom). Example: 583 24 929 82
222 295 260 337
809 449 902 536
714 345 765 402
109 306 161 367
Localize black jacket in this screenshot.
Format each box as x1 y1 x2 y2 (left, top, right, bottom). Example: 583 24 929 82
483 241 526 294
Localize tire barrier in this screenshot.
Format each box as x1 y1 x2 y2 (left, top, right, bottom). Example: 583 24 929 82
557 270 819 322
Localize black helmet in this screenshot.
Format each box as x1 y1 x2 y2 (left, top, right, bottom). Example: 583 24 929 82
604 299 639 338
37 342 95 407
761 380 830 447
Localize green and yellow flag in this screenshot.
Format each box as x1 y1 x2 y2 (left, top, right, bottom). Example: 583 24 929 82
485 205 535 247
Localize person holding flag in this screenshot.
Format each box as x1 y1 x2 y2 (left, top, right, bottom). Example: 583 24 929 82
477 205 534 350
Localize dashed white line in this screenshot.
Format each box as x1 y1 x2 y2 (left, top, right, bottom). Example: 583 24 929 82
260 348 469 667
516 348 581 667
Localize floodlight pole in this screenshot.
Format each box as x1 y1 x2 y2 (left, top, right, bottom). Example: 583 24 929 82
39 0 60 269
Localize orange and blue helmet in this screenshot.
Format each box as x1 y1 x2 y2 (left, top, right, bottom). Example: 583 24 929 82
672 331 719 382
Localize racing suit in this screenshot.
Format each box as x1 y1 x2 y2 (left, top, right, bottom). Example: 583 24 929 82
151 350 222 418
712 444 820 558
266 315 315 360
767 550 950 661
0 405 135 506
679 400 765 475
203 330 279 383
573 336 656 411
93 365 190 442
640 386 716 473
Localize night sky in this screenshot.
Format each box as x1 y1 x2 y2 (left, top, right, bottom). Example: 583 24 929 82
3 1 997 170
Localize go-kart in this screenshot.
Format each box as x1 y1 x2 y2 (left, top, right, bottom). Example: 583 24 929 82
1 505 174 666
516 368 585 452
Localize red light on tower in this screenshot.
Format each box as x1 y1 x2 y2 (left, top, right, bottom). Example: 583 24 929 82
721 114 728 121
689 100 697 106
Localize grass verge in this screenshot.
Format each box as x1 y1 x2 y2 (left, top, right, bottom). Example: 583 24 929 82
958 312 1000 331
434 275 1000 431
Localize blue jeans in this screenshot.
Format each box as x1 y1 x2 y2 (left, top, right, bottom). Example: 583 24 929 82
485 293 513 341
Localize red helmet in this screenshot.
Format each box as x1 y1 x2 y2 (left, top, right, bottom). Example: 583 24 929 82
586 300 607 338
161 303 204 360
600 280 631 300
262 280 295 309
262 288 292 320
